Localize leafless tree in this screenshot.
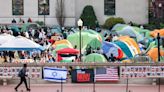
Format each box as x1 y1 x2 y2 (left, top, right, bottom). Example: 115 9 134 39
56 0 65 27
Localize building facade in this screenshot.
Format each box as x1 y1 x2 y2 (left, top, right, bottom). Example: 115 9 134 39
150 0 164 18
0 0 148 26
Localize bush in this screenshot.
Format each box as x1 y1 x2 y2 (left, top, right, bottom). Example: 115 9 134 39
35 21 44 27
80 5 98 29
103 17 125 29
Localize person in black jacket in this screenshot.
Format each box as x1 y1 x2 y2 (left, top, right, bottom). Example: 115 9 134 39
15 64 30 91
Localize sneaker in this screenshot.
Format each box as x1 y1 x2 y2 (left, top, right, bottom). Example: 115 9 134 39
27 88 31 91
15 88 18 92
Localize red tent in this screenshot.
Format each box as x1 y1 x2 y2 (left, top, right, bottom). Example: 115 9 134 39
56 48 79 62
57 48 79 54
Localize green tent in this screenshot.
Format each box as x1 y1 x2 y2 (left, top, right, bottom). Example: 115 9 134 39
145 41 156 53
111 24 127 31
133 27 150 38
84 29 104 41
21 23 30 32
84 53 107 63
88 38 102 49
67 31 100 52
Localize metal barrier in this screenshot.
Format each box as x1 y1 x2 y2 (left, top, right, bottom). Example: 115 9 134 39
0 62 164 67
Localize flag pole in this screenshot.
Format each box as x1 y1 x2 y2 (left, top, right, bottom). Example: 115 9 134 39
125 63 129 92
93 57 96 92
157 33 160 92
61 77 63 92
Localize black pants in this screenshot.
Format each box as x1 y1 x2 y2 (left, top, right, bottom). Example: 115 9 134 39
15 77 28 90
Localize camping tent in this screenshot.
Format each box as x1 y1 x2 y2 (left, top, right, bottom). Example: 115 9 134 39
111 24 127 31
67 31 102 52
52 44 70 57
56 48 79 62
118 36 141 55
57 48 79 54
116 26 144 42
84 53 107 63
102 41 124 59
114 41 133 58
52 39 73 48
150 29 164 38
147 47 164 62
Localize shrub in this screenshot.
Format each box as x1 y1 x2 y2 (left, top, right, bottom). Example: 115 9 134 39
103 17 125 29
80 5 98 28
35 21 44 27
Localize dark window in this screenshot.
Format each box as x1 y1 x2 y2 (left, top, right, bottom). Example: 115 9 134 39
12 0 24 15
104 0 115 15
38 0 50 15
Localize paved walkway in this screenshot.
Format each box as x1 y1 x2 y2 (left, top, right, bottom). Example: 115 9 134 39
0 84 163 92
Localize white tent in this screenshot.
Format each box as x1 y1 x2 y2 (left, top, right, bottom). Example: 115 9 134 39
0 33 15 45
0 36 44 51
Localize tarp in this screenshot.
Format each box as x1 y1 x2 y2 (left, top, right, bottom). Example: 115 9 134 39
150 29 164 38
84 53 107 63
101 41 123 59
0 33 15 45
0 36 44 51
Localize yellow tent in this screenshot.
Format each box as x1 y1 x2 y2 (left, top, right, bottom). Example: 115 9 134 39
150 29 164 38
147 48 164 62
52 39 73 48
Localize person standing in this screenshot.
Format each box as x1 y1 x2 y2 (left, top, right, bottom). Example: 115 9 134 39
15 64 30 91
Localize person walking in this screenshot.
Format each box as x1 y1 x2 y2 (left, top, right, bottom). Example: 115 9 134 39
15 64 30 91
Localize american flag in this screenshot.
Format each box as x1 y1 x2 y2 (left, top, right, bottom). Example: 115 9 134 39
95 67 119 82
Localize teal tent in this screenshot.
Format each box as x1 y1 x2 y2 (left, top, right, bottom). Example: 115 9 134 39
9 25 20 32
114 41 133 58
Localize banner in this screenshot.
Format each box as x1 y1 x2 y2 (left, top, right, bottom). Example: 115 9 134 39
12 59 34 63
0 67 42 79
43 67 67 82
71 69 94 83
120 66 164 78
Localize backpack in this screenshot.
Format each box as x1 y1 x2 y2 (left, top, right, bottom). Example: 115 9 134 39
18 69 23 77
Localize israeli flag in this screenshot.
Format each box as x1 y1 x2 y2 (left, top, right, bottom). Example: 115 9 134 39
43 67 67 82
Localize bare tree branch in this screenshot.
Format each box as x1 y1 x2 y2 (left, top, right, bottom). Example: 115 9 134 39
56 0 65 27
